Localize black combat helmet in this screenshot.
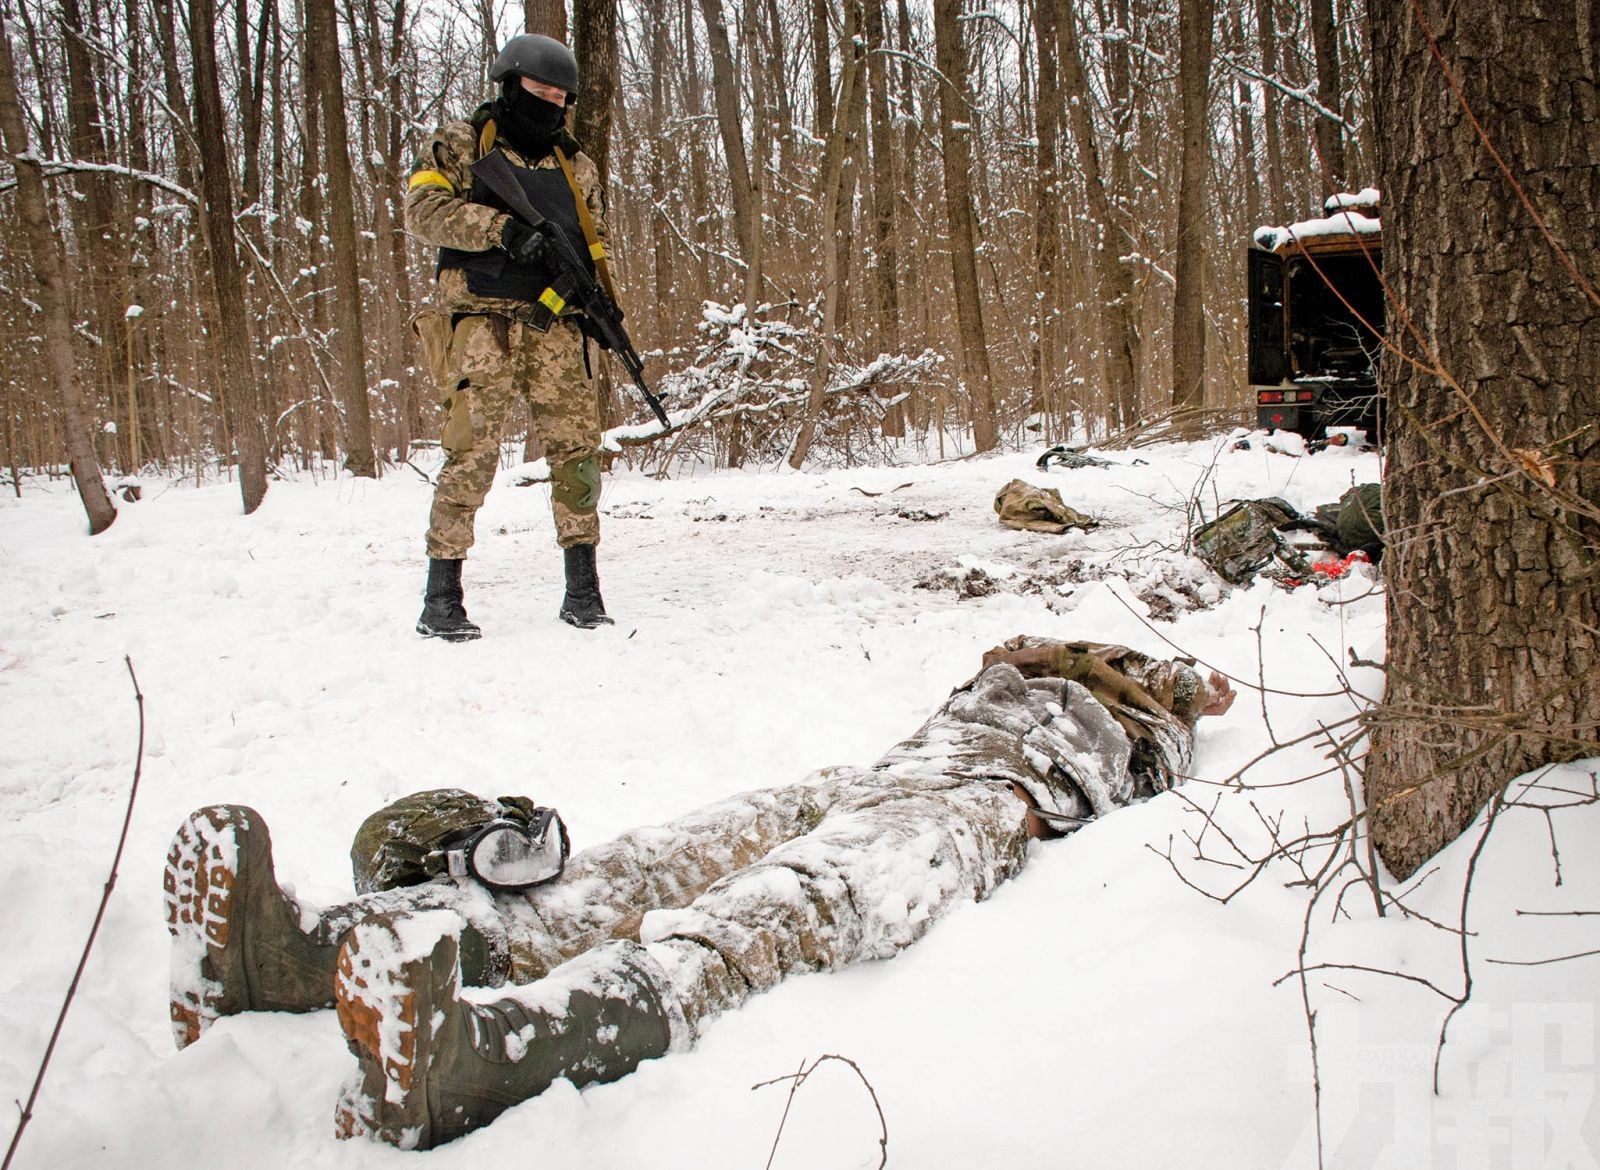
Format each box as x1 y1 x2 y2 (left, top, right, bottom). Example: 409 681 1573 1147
490 34 579 102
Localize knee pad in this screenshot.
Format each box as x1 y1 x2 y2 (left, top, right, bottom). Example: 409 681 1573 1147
551 454 601 513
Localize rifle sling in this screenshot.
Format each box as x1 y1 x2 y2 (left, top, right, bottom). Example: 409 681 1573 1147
553 146 620 306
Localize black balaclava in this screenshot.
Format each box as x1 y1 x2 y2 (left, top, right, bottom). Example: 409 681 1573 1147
492 77 567 159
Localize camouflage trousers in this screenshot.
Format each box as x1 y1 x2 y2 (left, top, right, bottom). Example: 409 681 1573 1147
351 660 1188 1035
420 311 601 558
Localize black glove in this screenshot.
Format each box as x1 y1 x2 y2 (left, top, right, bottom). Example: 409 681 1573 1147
501 218 552 266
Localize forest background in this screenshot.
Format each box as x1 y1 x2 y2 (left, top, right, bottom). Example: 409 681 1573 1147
0 0 1366 493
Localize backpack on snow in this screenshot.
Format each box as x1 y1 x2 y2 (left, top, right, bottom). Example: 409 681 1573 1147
1191 498 1305 584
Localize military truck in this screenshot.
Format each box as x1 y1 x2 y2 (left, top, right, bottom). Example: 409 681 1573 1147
1247 189 1384 440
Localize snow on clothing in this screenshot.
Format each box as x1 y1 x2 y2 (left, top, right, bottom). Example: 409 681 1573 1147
405 116 607 553
174 644 1199 1146
169 642 1206 1145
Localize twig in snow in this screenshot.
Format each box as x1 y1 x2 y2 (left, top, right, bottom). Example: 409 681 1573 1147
2 658 146 1170
753 1053 888 1170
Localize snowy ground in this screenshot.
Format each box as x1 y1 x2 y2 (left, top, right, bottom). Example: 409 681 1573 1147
1 434 1595 1169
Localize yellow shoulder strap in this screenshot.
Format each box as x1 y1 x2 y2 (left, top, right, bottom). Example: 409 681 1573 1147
553 146 619 304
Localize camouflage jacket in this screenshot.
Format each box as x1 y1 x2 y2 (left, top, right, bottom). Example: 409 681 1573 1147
405 110 608 318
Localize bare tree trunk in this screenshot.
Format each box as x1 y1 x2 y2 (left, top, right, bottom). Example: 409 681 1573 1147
306 0 378 475
790 0 863 468
697 0 763 312
60 0 130 471
525 0 566 35
574 0 618 184
1228 0 1260 233
809 0 833 139
1030 0 1063 422
864 0 904 436
187 0 269 511
1255 0 1285 221
932 0 998 452
1308 0 1345 190
1057 0 1140 429
1169 0 1214 411
1365 0 1600 879
0 11 115 532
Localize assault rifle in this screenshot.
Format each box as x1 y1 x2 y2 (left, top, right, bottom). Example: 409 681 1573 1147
471 148 670 428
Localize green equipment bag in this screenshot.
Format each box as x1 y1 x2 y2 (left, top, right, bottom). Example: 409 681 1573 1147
1191 497 1304 585
1315 482 1384 557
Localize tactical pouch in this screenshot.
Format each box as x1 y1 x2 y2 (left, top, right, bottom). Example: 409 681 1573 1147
409 309 455 391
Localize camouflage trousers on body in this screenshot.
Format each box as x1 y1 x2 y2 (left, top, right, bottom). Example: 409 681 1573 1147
347 660 1189 1032
422 312 601 558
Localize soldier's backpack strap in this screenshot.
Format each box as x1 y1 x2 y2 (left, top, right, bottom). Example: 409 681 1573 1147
552 145 620 304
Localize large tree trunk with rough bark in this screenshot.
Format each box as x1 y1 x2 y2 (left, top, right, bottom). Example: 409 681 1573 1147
1364 0 1600 880
0 12 116 533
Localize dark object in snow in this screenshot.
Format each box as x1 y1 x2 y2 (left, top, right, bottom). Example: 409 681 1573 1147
895 508 947 522
993 479 1098 534
1034 444 1146 471
1314 482 1384 559
166 640 1233 1149
1192 483 1385 586
916 566 1001 597
1192 498 1304 585
416 558 482 642
1249 191 1384 441
558 542 614 628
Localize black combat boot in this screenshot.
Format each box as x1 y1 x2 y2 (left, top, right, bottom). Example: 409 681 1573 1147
417 557 482 642
558 543 614 628
334 913 673 1149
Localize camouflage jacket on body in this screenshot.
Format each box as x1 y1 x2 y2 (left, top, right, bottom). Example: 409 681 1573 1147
405 109 607 319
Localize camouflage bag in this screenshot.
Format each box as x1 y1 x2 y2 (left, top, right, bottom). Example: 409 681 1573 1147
350 788 551 894
1192 498 1304 584
994 478 1098 534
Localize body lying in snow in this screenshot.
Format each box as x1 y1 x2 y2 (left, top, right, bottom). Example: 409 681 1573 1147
164 637 1234 1150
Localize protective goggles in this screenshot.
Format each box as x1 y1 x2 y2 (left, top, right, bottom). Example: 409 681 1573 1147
430 808 569 892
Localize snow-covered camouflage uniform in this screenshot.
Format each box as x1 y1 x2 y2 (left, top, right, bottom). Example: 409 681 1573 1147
165 640 1213 1148
406 115 608 555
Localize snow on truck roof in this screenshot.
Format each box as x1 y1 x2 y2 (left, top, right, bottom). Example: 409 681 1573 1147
1253 187 1381 252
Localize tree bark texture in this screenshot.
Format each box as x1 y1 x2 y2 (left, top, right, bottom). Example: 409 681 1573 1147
524 0 566 36
187 0 269 512
1057 0 1141 430
1365 0 1600 880
0 13 116 533
306 0 378 476
1308 0 1346 189
697 0 763 311
789 0 863 468
573 0 618 187
1169 0 1215 410
932 0 998 451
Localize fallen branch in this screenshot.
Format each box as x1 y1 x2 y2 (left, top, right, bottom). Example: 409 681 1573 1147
3 658 146 1170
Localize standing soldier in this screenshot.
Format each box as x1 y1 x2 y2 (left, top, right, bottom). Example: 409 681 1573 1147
406 34 615 639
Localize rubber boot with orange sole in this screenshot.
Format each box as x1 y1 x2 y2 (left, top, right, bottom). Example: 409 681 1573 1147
333 910 674 1149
